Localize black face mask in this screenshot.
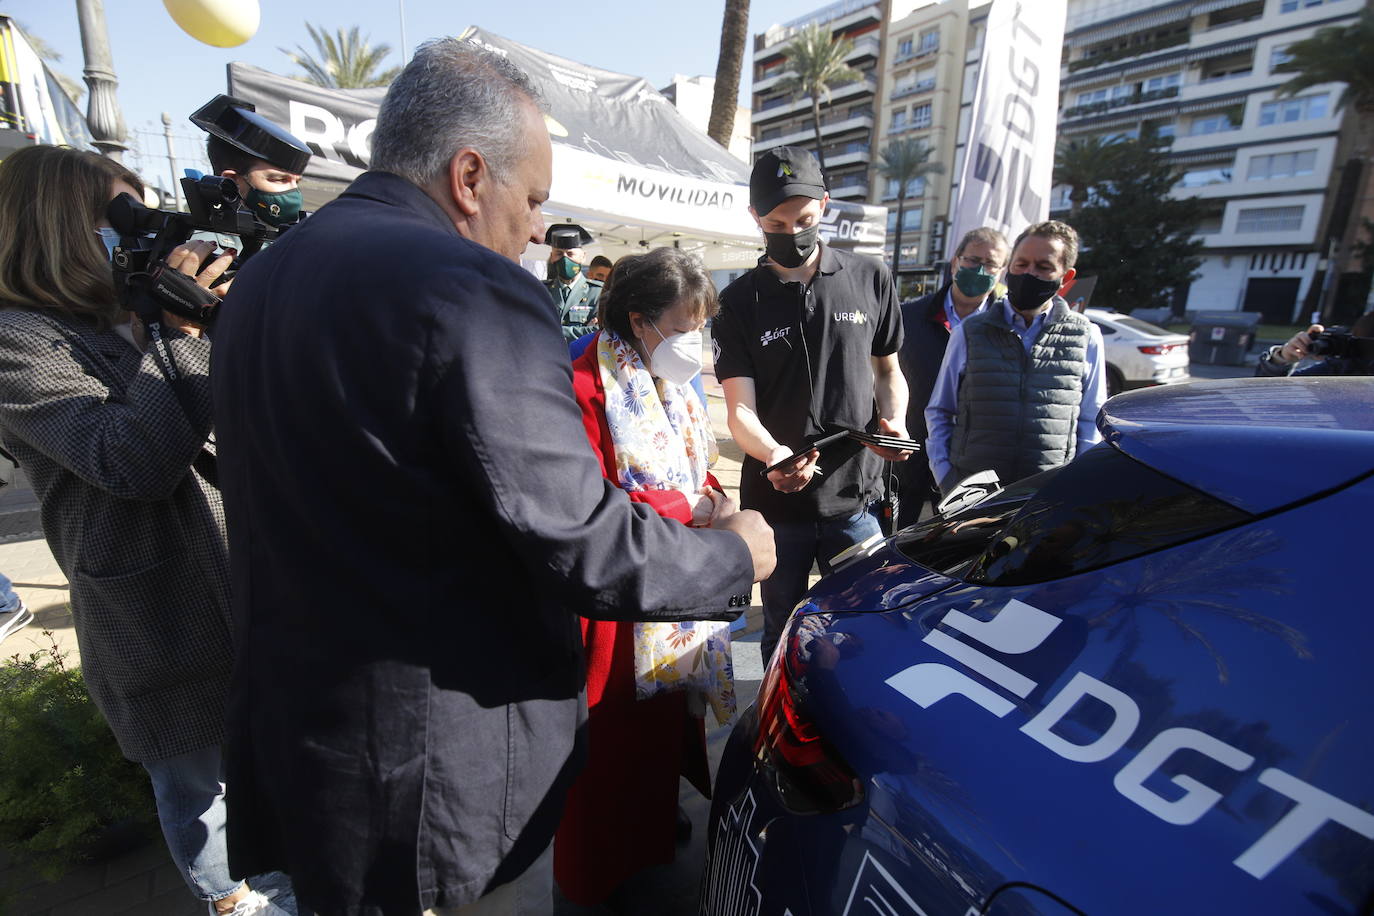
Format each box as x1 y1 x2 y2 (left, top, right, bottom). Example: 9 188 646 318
1004 271 1062 313
763 225 819 269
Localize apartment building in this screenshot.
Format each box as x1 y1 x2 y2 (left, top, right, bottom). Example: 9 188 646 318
876 0 972 286
751 0 894 204
1053 0 1361 321
658 74 754 164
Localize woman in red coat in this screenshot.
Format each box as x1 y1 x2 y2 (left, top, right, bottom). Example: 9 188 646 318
556 246 737 906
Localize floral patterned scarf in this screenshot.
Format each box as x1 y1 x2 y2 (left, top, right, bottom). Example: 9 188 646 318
597 330 736 726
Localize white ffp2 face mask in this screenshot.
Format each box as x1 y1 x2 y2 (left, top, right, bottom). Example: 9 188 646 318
647 319 703 385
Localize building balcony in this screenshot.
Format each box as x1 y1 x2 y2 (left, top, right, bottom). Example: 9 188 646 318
755 0 882 59
892 42 940 67
1061 85 1180 119
829 180 869 200
846 36 881 64
1067 31 1190 74
754 114 875 153
890 78 937 101
752 76 877 123
824 141 872 168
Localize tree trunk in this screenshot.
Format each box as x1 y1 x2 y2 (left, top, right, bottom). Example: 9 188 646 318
891 194 906 282
708 0 750 151
811 97 828 173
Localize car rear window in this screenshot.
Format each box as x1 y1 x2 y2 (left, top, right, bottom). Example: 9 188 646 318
893 445 1250 586
1111 315 1176 337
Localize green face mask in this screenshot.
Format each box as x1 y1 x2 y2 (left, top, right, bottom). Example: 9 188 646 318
953 264 997 299
245 187 303 227
554 256 581 281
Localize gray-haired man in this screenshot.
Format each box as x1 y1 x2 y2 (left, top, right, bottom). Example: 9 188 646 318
212 38 773 915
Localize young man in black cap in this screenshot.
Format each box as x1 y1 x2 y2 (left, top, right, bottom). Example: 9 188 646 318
191 95 310 229
713 146 912 663
544 223 602 342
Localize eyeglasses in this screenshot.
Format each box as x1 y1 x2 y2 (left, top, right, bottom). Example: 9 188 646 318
958 254 1003 271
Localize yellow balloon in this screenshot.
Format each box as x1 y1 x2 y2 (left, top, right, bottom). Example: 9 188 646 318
163 0 261 48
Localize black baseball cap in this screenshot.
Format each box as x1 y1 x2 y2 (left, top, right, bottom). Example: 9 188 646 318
190 94 312 176
545 224 594 249
750 146 828 216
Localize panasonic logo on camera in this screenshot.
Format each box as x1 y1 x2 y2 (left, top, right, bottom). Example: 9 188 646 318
885 600 1374 880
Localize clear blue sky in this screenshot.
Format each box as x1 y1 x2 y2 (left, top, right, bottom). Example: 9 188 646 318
6 0 796 182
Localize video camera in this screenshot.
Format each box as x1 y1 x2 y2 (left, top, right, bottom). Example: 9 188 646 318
106 172 302 326
1308 327 1374 361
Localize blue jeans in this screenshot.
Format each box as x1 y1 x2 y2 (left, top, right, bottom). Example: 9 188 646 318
759 507 882 664
141 744 308 909
0 571 20 613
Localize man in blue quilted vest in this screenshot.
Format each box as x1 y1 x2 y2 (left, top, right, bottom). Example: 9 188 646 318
924 220 1107 494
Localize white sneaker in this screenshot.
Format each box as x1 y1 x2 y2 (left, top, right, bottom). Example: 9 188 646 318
210 890 291 916
0 601 31 645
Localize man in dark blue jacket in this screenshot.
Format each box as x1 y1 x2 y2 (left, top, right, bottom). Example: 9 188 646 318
211 39 774 916
895 227 1007 528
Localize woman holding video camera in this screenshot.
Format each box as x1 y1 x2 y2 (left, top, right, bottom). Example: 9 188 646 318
0 146 289 915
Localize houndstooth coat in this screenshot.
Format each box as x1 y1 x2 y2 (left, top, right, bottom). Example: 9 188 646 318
0 306 232 762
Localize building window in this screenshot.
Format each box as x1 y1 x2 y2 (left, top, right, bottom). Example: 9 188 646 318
1247 149 1318 180
1189 107 1243 135
885 176 926 199
1236 205 1305 233
890 108 908 130
1280 0 1341 11
1145 118 1176 139
1269 46 1293 72
1178 167 1232 188
1142 73 1181 93
897 36 913 57
759 126 783 141
911 102 932 129
886 207 923 232
1259 94 1329 125
918 28 939 54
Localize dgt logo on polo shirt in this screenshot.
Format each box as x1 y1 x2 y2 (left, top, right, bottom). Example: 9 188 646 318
833 311 868 325
760 326 791 347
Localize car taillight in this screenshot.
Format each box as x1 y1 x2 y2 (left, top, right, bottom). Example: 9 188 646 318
1138 344 1181 355
752 629 864 814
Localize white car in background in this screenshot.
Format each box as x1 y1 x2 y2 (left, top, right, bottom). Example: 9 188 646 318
1086 308 1190 397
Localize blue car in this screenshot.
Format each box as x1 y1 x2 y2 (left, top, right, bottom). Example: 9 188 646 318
702 377 1374 916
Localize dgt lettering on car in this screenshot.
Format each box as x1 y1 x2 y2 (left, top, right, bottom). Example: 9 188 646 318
885 598 1374 880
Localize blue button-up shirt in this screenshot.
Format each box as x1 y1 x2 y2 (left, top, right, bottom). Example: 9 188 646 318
924 297 1106 487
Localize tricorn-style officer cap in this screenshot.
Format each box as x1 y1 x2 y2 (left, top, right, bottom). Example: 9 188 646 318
545 224 594 249
190 94 312 176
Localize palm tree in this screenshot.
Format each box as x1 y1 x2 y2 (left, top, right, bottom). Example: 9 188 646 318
281 24 399 90
1273 8 1374 310
877 138 943 277
1053 135 1123 216
776 22 861 172
1274 8 1374 156
708 0 751 151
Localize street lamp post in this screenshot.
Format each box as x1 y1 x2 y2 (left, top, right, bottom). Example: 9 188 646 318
161 113 183 212
75 0 128 161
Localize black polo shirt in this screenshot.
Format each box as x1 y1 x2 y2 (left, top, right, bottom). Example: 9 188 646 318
713 243 902 523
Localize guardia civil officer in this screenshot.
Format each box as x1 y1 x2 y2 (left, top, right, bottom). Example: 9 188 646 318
544 223 602 342
713 146 912 664
191 94 310 229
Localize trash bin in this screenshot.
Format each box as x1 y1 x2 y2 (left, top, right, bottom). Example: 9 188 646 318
1189 311 1260 366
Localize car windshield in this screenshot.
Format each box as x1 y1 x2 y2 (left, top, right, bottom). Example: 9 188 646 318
893 445 1250 586
1110 315 1176 337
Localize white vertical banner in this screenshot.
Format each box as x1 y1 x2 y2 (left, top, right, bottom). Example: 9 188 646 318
947 0 1067 258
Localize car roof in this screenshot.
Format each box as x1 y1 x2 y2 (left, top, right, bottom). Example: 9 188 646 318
1099 377 1374 514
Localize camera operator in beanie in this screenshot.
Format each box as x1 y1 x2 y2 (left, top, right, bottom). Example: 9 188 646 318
192 95 309 229
713 146 911 664
544 224 601 342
